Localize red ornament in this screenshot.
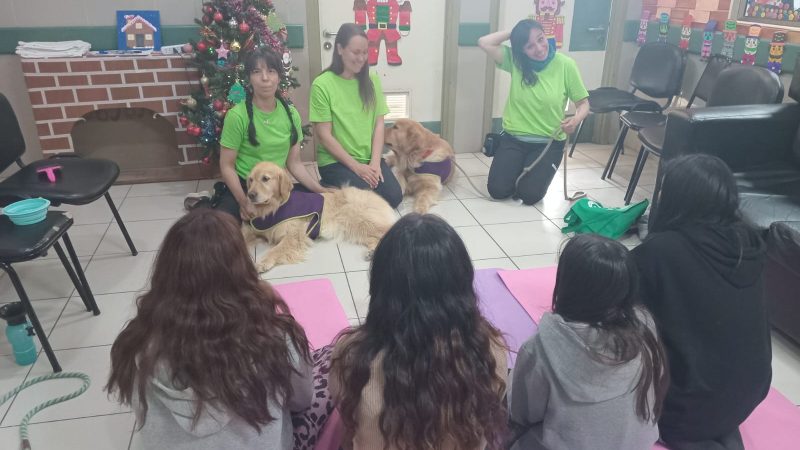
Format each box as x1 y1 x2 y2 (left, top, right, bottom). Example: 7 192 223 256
196 41 208 52
221 108 228 117
203 4 214 14
212 99 224 111
215 126 222 134
202 15 212 26
187 125 201 136
239 22 251 34
202 156 211 165
213 11 224 23
179 115 189 126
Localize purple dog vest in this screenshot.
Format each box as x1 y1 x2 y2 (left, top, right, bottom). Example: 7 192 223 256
250 190 325 239
413 159 453 182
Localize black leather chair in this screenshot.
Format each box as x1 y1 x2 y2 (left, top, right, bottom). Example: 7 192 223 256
628 64 785 204
0 211 100 372
567 42 686 163
765 222 800 344
0 93 137 256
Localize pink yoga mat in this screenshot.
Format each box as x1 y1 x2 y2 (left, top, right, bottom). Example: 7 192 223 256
474 268 537 367
273 278 350 349
498 267 558 324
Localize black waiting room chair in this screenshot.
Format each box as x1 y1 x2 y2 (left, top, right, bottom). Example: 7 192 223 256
0 93 138 256
566 42 686 171
0 211 100 372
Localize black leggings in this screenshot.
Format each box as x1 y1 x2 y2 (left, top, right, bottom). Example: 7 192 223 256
487 134 565 205
318 159 403 208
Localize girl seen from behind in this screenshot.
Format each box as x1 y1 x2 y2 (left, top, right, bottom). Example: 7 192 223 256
330 213 508 450
509 233 668 450
633 154 772 450
107 209 315 450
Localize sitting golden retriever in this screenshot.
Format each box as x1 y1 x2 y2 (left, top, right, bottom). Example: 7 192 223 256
243 162 396 273
385 118 456 214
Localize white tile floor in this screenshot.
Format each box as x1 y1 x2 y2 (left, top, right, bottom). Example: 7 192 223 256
0 145 797 449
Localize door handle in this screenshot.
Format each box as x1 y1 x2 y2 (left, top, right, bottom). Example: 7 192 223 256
587 27 607 33
323 29 337 38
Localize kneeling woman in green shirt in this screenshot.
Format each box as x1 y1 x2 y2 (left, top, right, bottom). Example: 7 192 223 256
217 47 328 222
310 23 403 208
479 19 590 205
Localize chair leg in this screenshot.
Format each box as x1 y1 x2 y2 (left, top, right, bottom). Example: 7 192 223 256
602 124 629 180
62 233 100 316
104 192 138 256
52 242 90 309
0 263 61 373
625 146 649 205
567 119 585 158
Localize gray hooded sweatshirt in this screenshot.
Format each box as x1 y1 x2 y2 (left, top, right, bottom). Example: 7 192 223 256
131 343 313 450
509 310 659 450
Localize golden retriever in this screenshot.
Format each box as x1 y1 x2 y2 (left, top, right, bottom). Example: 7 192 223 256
385 118 456 214
243 162 397 273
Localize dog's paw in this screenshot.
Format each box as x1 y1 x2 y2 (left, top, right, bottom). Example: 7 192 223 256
363 250 375 261
255 260 275 273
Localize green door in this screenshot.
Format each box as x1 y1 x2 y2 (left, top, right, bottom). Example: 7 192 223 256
569 0 613 51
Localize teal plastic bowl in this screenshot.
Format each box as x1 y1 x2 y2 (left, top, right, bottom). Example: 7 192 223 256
3 198 50 225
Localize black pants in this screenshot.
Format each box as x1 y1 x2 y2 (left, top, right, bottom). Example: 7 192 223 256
661 428 744 450
487 134 565 205
318 159 402 208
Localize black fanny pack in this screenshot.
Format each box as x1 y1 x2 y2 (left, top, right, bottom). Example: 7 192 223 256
482 132 503 157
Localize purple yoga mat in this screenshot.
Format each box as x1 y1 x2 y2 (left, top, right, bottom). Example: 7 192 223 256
474 268 537 367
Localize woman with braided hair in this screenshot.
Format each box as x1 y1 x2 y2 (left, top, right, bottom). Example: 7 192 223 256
216 47 329 222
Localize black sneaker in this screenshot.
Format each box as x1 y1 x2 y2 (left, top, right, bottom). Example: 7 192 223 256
184 191 211 210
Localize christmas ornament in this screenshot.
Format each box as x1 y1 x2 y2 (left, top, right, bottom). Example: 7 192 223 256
227 79 246 104
182 43 193 53
179 115 189 126
213 11 224 23
230 40 241 52
202 15 213 26
243 33 256 52
200 74 209 86
183 97 198 109
679 15 693 51
187 125 201 136
637 10 649 46
208 47 217 58
767 31 787 74
658 13 669 43
228 17 238 28
217 59 226 67
239 22 250 34
700 20 717 61
213 99 224 111
203 4 214 15
721 20 737 60
196 41 208 53
741 25 761 65
217 45 230 60
202 156 211 165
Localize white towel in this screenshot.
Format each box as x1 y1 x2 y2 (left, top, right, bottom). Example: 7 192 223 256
16 40 91 58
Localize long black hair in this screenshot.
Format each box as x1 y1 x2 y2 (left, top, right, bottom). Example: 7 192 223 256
332 214 508 450
650 154 742 233
242 46 298 147
325 23 375 110
510 19 547 86
553 234 669 423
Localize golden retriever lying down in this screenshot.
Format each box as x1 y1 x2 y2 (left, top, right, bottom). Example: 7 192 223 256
243 162 396 273
385 118 456 214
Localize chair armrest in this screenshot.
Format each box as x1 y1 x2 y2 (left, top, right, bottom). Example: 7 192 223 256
661 103 800 170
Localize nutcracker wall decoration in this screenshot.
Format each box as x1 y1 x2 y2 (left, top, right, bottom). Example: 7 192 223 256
741 25 761 65
637 10 649 46
767 31 787 74
721 20 737 60
679 14 693 50
532 0 565 48
700 20 717 61
354 0 412 66
658 13 670 43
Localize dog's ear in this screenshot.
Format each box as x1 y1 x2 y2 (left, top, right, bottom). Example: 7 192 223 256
277 168 293 204
407 124 430 161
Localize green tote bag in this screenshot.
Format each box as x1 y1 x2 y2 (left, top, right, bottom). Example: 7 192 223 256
561 198 649 240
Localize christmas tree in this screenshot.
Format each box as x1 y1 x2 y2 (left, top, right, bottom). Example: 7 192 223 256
179 0 298 164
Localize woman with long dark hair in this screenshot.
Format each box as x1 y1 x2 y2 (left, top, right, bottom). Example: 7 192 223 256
214 46 328 221
331 214 508 450
633 154 772 450
107 209 320 449
509 233 668 449
478 19 589 205
309 23 402 208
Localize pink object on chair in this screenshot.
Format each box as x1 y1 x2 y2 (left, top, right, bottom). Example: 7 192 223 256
36 165 62 183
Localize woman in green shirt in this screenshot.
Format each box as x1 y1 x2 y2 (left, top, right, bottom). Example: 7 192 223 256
310 23 403 208
479 19 590 205
216 47 328 222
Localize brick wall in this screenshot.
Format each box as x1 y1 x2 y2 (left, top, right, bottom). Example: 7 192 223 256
21 55 203 164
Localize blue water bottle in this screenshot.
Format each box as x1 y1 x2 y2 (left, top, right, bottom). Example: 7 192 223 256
0 302 37 365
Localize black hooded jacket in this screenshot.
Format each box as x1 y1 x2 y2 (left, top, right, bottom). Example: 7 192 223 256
632 224 772 441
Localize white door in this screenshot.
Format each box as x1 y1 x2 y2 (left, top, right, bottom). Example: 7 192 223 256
312 0 446 126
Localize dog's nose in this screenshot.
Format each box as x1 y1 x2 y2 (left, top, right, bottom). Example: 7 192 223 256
247 191 257 201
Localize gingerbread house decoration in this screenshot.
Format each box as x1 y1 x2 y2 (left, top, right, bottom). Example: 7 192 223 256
121 15 157 49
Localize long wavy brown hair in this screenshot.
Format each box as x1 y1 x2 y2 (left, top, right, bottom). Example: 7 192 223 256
332 214 508 450
106 209 309 430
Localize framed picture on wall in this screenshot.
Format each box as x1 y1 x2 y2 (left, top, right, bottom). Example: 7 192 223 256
117 10 162 51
